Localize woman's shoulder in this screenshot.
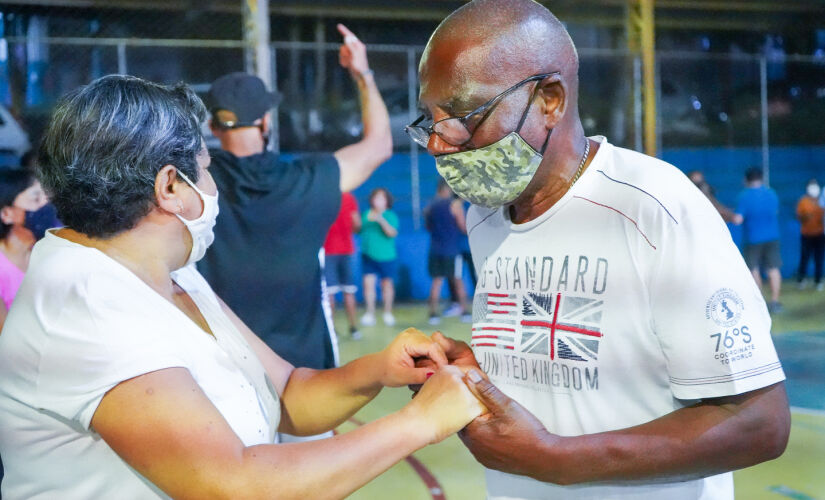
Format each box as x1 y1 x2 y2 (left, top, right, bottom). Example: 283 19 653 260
26 233 114 287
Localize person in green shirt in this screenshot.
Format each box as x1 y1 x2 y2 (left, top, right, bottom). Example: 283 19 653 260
358 187 399 327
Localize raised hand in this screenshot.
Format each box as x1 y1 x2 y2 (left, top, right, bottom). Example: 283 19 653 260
376 327 448 388
459 370 554 477
405 365 486 445
337 24 370 78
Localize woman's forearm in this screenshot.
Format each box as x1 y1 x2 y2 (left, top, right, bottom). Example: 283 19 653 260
234 409 428 500
278 353 384 436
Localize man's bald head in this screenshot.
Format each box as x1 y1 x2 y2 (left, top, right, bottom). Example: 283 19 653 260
420 0 579 103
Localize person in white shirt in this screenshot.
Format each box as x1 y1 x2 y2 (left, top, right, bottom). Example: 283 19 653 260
0 74 484 500
405 1 790 499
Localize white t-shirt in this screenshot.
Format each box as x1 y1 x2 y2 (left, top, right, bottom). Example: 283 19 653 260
0 231 281 499
467 137 785 500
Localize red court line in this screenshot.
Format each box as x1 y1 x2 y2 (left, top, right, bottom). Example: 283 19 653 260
348 418 446 500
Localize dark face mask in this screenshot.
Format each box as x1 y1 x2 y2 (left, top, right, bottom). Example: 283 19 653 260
24 203 61 240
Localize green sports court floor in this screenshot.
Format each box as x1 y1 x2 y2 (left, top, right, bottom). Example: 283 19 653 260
333 282 825 500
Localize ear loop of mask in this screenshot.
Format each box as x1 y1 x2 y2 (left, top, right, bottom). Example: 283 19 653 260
514 80 554 156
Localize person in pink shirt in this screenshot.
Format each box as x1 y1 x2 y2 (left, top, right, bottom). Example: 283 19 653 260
0 169 49 327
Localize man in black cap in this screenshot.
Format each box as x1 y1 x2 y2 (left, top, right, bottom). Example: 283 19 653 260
198 24 391 388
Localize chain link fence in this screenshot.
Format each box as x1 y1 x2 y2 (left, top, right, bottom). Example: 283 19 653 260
2 6 825 281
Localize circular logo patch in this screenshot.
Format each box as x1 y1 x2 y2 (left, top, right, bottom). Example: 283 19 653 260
705 288 744 327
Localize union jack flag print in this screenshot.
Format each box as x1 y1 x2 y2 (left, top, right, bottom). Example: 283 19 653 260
473 291 604 362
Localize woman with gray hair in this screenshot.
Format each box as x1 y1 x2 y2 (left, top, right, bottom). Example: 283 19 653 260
0 75 483 499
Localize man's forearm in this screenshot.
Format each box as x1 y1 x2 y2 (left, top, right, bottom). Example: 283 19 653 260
279 353 384 436
355 72 391 147
335 72 392 192
527 383 789 485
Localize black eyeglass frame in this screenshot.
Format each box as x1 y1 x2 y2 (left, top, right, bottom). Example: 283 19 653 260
405 71 559 148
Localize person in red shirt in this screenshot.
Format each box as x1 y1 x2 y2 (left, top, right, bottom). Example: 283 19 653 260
324 192 363 338
796 179 825 290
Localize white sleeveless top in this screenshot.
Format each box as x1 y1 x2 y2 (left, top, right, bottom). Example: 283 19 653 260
0 231 280 499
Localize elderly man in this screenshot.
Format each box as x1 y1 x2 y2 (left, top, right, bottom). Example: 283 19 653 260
408 1 790 499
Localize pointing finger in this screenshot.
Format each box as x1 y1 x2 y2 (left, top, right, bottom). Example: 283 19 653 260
337 23 357 42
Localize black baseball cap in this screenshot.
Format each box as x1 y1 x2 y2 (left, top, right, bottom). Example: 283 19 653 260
206 72 280 128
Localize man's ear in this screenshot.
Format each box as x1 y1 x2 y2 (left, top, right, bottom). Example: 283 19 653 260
537 77 567 130
208 119 224 140
259 112 272 136
154 165 183 215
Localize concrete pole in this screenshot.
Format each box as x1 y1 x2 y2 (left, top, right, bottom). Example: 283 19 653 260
243 0 272 89
639 0 657 158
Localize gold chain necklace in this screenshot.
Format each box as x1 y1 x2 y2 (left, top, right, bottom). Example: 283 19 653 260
570 138 591 186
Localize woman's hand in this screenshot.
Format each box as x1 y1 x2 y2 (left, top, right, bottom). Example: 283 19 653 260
404 365 487 445
375 327 448 387
410 332 485 394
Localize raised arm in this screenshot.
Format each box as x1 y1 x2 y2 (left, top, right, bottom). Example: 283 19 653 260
459 372 789 485
333 24 392 193
92 364 483 500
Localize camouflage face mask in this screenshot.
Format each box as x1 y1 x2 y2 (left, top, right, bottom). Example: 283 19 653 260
435 131 545 208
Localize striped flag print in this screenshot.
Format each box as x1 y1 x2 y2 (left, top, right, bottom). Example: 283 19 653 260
471 292 517 351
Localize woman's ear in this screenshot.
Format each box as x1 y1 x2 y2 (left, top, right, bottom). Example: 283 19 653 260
154 165 183 215
0 206 16 225
538 77 567 130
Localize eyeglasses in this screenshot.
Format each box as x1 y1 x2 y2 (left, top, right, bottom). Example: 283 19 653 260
405 72 558 148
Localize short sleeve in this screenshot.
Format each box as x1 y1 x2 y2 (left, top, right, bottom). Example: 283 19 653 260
343 192 358 216
648 185 784 400
35 274 189 430
386 211 400 230
735 192 746 217
295 153 341 209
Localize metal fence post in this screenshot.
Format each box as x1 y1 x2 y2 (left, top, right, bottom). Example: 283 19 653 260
407 47 421 230
760 55 771 187
270 43 279 154
117 42 127 75
633 55 643 153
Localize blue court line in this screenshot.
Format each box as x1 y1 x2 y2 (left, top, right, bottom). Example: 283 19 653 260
768 485 818 500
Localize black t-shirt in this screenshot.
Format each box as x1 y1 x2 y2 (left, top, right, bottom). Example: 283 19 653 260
198 149 341 369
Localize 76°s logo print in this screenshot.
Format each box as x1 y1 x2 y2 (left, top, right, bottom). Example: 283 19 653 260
705 288 754 365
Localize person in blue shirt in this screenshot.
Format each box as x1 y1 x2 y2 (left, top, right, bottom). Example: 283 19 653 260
734 167 782 313
424 179 471 325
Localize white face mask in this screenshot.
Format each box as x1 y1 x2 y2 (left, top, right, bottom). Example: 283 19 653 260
807 184 821 199
176 170 219 267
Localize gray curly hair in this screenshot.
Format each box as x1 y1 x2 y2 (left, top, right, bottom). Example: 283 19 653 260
37 75 207 238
